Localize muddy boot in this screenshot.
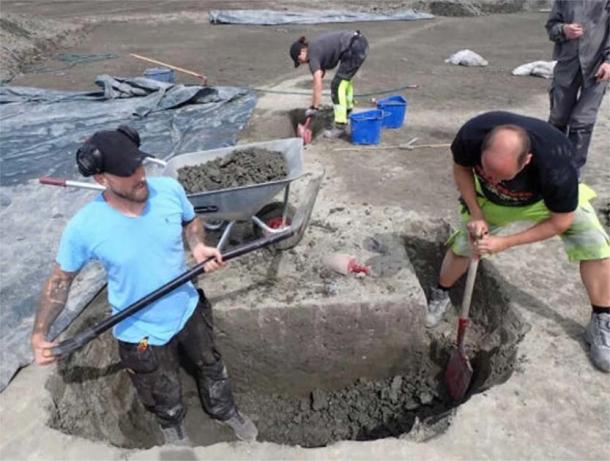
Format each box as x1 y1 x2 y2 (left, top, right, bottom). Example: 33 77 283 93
219 409 258 442
584 312 610 373
160 422 192 446
323 123 347 139
425 287 452 328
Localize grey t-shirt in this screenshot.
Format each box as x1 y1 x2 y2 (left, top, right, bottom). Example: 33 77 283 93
308 31 355 74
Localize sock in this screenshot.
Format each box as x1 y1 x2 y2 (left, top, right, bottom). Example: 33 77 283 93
592 305 610 315
437 283 451 292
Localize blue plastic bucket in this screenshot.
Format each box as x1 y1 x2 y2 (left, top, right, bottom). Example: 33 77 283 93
349 109 384 145
377 95 408 129
143 67 176 83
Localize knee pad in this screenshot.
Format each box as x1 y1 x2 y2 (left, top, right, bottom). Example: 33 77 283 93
156 403 186 426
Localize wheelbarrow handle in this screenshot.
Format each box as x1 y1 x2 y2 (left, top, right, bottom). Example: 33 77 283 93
39 176 105 191
38 155 165 191
143 156 167 167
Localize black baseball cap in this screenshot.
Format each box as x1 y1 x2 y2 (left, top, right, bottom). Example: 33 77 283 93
290 40 306 68
89 130 148 177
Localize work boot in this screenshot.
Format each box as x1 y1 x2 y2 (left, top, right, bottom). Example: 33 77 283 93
425 287 452 328
584 312 610 373
160 423 192 446
219 409 258 442
323 123 347 139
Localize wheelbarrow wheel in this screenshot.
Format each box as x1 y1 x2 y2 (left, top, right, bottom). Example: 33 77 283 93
203 219 225 232
254 202 301 250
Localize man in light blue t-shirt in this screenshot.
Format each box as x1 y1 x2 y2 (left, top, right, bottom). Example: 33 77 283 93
31 127 257 445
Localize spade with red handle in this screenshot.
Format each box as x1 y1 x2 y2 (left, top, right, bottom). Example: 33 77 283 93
445 256 479 401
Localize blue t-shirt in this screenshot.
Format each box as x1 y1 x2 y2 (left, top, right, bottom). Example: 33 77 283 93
57 177 199 345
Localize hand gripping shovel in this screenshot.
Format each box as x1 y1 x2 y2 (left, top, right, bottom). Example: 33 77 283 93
48 173 323 358
445 256 479 401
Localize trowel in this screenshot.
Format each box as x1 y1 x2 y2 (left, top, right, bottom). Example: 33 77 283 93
297 116 313 145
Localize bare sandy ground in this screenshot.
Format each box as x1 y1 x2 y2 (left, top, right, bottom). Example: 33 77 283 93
0 1 608 460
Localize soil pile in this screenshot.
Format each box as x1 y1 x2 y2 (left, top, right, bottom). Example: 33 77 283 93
237 371 449 447
177 148 288 193
0 13 84 83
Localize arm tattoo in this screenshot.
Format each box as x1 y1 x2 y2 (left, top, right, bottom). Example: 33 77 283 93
183 217 206 251
33 265 76 337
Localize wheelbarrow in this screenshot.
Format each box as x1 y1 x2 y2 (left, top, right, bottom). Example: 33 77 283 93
161 138 306 250
40 138 315 251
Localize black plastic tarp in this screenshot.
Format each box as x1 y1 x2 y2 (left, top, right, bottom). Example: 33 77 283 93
209 9 434 25
0 76 256 391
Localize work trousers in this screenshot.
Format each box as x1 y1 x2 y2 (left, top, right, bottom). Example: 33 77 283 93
549 66 608 173
118 289 237 429
331 33 369 124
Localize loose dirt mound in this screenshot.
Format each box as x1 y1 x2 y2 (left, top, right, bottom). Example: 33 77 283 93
0 13 84 83
237 373 449 446
177 148 288 193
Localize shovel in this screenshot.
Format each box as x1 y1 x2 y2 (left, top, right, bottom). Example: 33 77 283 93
47 173 323 358
445 256 479 401
297 116 313 145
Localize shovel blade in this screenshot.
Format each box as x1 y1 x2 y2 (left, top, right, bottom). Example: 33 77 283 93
297 117 313 145
445 349 473 401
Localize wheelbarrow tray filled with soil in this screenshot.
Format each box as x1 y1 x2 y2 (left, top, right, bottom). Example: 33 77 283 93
162 138 304 222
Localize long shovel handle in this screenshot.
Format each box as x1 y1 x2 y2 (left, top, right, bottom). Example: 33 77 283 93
456 257 479 352
460 257 479 320
49 229 295 358
130 53 208 84
49 171 325 358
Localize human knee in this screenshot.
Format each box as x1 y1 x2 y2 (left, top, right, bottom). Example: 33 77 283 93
155 403 186 428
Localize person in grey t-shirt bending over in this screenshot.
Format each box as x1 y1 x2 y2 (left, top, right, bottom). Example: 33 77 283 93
290 30 369 138
546 0 610 176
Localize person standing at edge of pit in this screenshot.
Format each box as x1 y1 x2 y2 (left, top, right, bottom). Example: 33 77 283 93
30 126 258 445
425 111 610 373
290 30 369 139
546 0 610 176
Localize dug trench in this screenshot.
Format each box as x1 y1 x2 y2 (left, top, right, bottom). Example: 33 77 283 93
44 209 530 449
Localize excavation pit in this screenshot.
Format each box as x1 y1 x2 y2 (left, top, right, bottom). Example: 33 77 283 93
289 107 334 142
45 209 529 449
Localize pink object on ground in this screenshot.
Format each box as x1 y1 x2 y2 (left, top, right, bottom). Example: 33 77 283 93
323 253 370 276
